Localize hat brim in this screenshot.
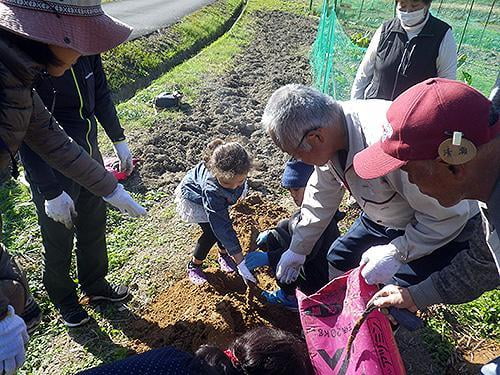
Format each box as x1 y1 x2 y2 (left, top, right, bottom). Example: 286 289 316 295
0 3 132 55
353 141 407 179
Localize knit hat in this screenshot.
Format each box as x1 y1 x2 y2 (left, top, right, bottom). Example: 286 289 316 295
281 159 314 189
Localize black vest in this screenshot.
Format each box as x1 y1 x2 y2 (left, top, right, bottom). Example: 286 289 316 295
365 15 451 100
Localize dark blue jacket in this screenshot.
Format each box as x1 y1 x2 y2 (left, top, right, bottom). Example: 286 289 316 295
20 55 125 200
181 162 246 255
77 347 215 375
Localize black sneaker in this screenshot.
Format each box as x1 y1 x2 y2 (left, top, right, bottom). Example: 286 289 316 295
59 304 90 328
85 283 130 303
21 297 42 334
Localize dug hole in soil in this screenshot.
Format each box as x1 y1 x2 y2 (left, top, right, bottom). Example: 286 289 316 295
129 194 299 353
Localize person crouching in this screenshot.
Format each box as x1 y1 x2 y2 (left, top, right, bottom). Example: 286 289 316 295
175 139 256 285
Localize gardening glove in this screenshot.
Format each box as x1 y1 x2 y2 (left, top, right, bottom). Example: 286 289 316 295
237 261 257 284
0 306 29 375
103 184 147 217
276 249 306 284
255 230 271 248
360 244 403 285
244 251 269 271
44 191 77 230
113 141 134 175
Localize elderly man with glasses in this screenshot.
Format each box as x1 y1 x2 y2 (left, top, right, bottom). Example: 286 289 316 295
261 84 483 290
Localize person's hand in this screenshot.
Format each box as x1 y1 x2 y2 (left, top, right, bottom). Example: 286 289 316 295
244 251 269 271
369 284 417 312
276 249 306 284
44 191 76 230
237 261 257 284
113 141 134 175
103 184 147 217
0 306 29 375
255 230 270 248
360 244 403 285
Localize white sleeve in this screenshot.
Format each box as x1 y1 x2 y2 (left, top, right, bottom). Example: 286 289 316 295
351 26 383 100
388 170 469 262
436 29 457 80
289 165 345 256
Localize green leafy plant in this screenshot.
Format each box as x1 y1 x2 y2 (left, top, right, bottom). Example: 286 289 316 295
351 32 370 48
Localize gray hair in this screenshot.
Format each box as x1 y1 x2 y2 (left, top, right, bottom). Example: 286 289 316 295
261 84 344 152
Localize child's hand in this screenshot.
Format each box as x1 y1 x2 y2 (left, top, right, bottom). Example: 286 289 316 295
237 261 257 284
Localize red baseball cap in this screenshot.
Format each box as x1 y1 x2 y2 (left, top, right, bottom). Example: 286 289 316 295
354 78 498 179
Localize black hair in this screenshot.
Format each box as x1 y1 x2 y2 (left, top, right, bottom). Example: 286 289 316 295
195 327 313 375
0 28 62 67
395 0 432 5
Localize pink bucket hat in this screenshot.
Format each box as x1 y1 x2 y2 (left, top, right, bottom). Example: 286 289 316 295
0 0 132 55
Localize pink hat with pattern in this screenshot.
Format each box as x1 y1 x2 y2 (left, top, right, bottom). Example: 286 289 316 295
0 0 132 55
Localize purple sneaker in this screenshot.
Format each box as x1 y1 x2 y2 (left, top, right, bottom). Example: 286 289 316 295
187 264 207 285
218 253 237 273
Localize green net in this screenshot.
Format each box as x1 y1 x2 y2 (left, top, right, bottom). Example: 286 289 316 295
311 0 366 100
311 0 499 98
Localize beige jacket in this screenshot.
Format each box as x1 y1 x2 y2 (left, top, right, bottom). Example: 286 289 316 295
290 99 478 262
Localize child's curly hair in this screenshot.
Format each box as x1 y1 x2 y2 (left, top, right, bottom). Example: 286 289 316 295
203 139 252 180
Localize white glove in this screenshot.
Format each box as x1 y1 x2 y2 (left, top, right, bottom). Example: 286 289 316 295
276 249 306 284
44 191 76 230
237 262 257 284
113 141 134 175
0 306 29 375
360 244 403 285
103 184 147 217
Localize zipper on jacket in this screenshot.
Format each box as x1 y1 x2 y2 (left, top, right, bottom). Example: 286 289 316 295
70 67 93 157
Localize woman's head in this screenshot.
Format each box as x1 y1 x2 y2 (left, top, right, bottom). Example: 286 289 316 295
195 327 313 375
203 139 252 190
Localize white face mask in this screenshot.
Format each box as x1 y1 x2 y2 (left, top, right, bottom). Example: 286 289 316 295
397 7 427 27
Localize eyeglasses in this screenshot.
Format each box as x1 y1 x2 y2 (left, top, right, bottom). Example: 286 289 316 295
295 127 320 152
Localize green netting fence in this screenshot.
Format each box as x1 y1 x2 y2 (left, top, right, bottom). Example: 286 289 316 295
311 0 499 99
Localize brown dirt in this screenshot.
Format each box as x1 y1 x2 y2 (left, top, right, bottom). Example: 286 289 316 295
127 194 300 354
230 193 291 252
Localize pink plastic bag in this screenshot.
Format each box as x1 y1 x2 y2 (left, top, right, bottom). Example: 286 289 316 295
297 267 406 375
103 156 138 181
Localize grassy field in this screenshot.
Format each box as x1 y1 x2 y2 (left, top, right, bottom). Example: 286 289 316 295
102 0 245 100
0 0 498 373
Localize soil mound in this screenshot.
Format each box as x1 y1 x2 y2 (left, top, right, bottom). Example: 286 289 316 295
129 194 299 353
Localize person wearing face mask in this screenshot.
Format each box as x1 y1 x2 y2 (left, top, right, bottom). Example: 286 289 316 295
351 0 457 101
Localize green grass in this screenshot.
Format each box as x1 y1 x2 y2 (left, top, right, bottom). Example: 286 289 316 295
101 0 244 96
421 290 499 367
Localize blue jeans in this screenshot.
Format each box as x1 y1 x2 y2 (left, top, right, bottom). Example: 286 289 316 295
327 213 469 286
